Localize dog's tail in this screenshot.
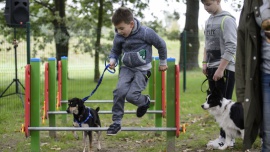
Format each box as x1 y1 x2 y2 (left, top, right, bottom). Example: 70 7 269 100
96 107 100 113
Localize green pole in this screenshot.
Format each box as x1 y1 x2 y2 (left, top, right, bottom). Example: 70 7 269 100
183 31 187 92
61 56 68 124
30 58 40 152
166 58 176 152
154 57 162 136
48 58 56 138
148 57 156 111
26 22 30 64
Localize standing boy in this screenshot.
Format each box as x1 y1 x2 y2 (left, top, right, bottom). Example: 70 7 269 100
201 0 237 149
107 7 168 135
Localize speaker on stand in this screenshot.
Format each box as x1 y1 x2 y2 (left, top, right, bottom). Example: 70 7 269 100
0 0 29 105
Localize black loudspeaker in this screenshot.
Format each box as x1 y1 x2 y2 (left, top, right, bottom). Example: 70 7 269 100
4 0 29 28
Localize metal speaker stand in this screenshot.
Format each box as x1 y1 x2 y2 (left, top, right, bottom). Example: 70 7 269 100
0 28 25 104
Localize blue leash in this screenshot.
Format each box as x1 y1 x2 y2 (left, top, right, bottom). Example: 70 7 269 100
82 63 115 102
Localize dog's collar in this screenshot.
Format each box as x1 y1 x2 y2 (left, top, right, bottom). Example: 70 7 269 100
74 107 92 127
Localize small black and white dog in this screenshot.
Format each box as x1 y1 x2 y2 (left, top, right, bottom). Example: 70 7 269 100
201 88 244 150
66 97 101 152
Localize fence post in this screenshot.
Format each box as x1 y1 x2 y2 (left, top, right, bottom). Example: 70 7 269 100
183 30 187 92
48 58 57 138
26 22 30 64
166 58 176 152
61 56 68 124
30 58 40 152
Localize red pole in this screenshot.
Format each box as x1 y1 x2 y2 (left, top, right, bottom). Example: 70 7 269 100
57 61 62 107
24 65 31 137
161 71 166 118
175 65 180 137
44 63 49 119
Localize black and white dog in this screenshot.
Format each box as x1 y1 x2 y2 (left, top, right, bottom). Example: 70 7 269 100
66 97 101 152
201 88 244 150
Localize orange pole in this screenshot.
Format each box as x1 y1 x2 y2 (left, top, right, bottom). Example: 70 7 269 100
161 71 166 118
175 65 180 137
57 61 62 108
24 64 31 137
44 63 49 118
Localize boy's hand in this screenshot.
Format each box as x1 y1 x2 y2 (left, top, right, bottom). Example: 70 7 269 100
262 19 270 43
202 64 207 76
213 68 224 81
159 65 168 72
109 62 116 70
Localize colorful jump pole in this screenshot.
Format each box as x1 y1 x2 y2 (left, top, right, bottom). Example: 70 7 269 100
24 64 30 137
44 63 49 120
57 61 62 108
154 57 162 136
30 58 40 152
48 58 57 138
175 65 180 137
166 58 178 152
148 57 156 112
23 56 183 151
61 56 68 124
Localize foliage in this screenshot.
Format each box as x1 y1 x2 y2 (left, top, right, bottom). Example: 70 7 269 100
225 0 244 12
167 30 180 41
142 20 166 37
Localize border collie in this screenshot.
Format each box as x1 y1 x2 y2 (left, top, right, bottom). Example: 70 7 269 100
201 88 244 150
67 97 101 152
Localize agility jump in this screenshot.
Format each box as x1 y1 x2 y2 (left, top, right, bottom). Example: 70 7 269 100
22 57 185 152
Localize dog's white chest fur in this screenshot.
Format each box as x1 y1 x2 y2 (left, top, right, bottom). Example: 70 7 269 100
209 100 240 135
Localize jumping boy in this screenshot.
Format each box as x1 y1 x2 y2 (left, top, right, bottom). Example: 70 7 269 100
107 7 168 135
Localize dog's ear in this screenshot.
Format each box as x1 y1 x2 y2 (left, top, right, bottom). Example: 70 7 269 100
77 98 85 109
96 107 100 113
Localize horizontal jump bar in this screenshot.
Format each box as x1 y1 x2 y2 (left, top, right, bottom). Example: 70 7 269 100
61 100 155 103
48 110 163 114
28 127 184 131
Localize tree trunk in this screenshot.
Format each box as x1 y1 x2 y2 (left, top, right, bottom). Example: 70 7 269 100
94 0 104 82
53 0 70 62
179 0 200 70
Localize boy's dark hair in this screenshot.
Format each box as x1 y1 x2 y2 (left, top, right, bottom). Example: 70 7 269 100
112 7 134 25
201 0 215 3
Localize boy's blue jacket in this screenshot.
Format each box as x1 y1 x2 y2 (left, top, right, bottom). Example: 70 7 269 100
109 18 167 71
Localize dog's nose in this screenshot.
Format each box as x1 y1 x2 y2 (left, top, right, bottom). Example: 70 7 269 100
66 108 70 113
201 105 204 108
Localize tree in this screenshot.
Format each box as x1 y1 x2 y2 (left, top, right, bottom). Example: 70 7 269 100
68 0 149 81
179 0 200 70
32 0 70 63
0 0 154 82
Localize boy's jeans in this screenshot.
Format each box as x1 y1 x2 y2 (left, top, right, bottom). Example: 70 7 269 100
112 66 149 124
261 72 270 151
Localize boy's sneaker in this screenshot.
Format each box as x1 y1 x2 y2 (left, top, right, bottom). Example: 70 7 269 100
136 95 150 117
107 123 121 136
206 136 234 149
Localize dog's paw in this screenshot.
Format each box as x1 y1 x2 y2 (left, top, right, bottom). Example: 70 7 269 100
97 144 101 151
218 145 228 150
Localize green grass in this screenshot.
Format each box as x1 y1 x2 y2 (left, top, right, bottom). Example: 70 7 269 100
0 68 262 152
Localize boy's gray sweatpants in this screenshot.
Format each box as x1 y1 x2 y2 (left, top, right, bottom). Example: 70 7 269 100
112 66 150 124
